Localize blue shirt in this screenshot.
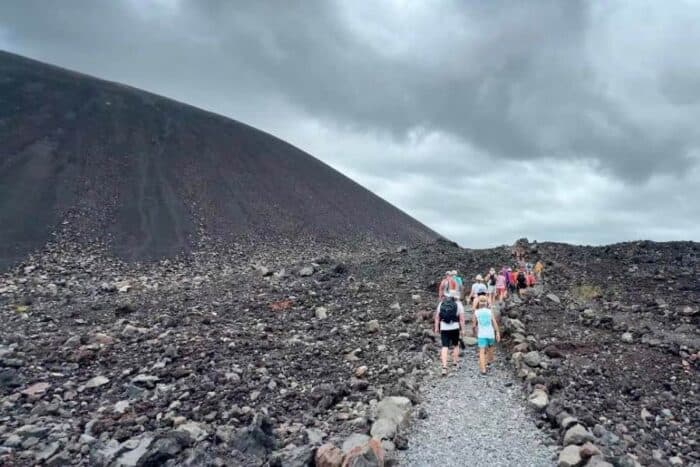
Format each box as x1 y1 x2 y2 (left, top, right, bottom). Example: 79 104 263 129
475 308 495 339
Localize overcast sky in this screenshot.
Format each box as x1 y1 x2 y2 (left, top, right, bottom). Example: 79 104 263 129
2 0 699 247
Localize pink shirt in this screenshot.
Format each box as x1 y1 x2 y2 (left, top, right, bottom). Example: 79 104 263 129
496 275 506 288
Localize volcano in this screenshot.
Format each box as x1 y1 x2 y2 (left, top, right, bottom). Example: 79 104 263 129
0 51 438 269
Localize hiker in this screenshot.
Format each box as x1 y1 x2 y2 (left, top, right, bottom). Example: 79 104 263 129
496 270 507 302
526 271 537 287
438 271 457 301
472 295 500 375
485 268 497 303
516 268 528 297
451 270 464 302
508 268 518 295
534 260 544 281
469 274 488 309
434 293 466 376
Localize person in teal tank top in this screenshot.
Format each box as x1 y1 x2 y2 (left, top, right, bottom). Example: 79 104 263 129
471 296 501 375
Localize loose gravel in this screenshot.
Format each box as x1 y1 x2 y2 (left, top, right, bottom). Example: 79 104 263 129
398 350 556 466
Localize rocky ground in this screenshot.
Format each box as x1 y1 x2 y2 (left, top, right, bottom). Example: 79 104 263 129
398 354 555 466
508 240 700 467
0 238 698 466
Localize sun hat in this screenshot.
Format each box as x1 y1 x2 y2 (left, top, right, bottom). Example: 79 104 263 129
475 274 484 281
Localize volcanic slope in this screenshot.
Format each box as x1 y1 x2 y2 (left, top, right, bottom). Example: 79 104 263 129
0 51 437 269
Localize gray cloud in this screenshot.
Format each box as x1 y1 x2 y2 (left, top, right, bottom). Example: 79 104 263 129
1 0 699 246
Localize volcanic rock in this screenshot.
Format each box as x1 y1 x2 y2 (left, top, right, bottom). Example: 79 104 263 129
316 443 344 467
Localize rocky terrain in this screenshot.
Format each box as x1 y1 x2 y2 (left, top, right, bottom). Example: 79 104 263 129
0 238 698 466
509 240 700 466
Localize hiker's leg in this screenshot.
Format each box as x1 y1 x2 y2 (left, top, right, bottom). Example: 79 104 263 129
487 345 495 364
478 347 486 373
440 347 448 368
452 345 459 365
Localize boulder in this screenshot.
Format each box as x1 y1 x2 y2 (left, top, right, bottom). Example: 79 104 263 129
305 428 326 445
315 307 329 320
558 445 582 467
367 320 380 333
527 389 549 411
580 443 602 459
230 414 276 460
370 418 396 441
21 382 50 397
271 445 314 467
316 443 344 467
342 434 371 454
85 376 110 389
523 351 542 368
547 293 561 304
176 422 208 442
564 424 594 446
375 397 411 428
298 266 315 277
138 432 190 466
586 456 614 467
113 435 154 467
342 438 384 467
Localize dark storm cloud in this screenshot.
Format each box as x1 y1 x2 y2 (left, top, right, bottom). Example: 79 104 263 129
1 0 699 246
2 0 698 182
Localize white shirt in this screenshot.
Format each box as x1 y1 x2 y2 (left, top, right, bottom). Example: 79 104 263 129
471 282 487 296
436 300 464 331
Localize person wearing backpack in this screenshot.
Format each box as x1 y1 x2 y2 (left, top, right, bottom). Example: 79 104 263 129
485 268 497 303
471 295 501 375
434 292 465 376
438 271 459 301
516 268 528 297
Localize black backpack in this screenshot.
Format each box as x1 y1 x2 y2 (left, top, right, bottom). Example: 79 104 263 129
439 298 459 323
517 271 526 283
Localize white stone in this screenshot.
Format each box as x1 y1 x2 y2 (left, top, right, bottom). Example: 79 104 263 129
315 307 328 320
176 422 208 442
85 376 110 389
564 424 594 446
528 389 549 411
558 445 582 467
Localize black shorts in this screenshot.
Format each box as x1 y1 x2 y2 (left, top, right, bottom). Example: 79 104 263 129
517 281 527 289
440 329 460 348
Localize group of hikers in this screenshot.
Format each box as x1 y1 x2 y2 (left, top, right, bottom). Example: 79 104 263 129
433 260 544 376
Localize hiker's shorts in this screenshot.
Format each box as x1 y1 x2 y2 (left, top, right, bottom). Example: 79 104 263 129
487 285 496 294
440 329 460 348
478 337 495 348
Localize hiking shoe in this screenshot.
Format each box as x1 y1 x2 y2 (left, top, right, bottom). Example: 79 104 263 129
441 367 448 377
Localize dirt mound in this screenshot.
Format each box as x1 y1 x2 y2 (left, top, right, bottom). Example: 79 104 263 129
0 51 438 270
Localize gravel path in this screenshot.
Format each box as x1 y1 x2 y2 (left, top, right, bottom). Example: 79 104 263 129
398 349 556 466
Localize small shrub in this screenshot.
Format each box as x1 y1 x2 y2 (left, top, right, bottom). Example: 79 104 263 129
571 284 603 302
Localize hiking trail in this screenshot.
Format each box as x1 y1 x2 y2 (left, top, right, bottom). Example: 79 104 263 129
398 304 556 466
